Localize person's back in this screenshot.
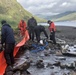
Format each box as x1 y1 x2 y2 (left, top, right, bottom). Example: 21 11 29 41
1 20 15 67
34 25 48 42
1 22 15 44
28 17 37 28
34 25 44 33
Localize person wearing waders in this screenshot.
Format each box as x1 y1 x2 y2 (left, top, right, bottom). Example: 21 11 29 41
1 20 15 67
48 20 56 44
27 17 37 41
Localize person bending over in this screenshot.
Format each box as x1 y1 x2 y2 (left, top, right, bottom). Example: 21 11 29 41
34 25 48 43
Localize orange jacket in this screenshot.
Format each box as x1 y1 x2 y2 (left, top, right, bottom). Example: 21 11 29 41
18 20 27 31
49 22 56 32
18 20 27 36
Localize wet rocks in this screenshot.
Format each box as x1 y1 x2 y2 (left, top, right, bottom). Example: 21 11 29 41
36 60 44 68
13 71 21 75
60 63 66 69
51 72 55 75
56 50 62 56
4 66 14 75
56 57 66 60
66 63 75 69
13 70 31 75
13 59 30 71
56 38 66 45
5 71 14 75
4 37 76 75
4 61 31 75
69 71 76 75
44 50 50 56
53 61 61 66
47 63 53 67
21 70 31 75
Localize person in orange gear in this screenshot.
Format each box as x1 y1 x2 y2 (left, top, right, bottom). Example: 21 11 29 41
48 20 56 44
18 20 27 36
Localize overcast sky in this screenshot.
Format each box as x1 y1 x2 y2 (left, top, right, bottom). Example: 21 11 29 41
17 0 76 17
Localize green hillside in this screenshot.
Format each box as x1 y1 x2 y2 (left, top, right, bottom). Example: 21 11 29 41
0 0 46 28
47 11 76 22
53 12 76 21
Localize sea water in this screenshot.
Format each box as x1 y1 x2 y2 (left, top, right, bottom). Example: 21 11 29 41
38 21 76 27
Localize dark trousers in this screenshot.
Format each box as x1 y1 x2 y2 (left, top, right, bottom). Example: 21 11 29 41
4 43 15 66
29 28 34 41
50 32 56 44
34 31 40 43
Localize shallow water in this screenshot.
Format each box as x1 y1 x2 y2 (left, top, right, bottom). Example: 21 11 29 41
28 52 76 75
28 66 70 75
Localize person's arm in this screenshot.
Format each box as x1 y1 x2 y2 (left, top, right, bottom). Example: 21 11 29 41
43 29 48 39
1 27 6 45
34 19 37 26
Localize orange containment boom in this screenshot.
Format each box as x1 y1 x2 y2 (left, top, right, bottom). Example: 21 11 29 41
0 30 29 75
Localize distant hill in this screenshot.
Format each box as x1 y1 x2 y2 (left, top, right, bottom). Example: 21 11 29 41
46 11 76 21
0 0 46 28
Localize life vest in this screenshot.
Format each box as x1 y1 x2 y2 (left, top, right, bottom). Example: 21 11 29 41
18 20 27 36
49 22 56 32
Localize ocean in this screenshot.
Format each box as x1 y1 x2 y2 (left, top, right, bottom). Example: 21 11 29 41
38 21 76 27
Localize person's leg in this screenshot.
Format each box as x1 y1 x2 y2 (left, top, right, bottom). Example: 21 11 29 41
52 32 56 44
50 33 52 40
28 28 32 40
10 43 15 65
31 29 34 41
4 44 11 66
36 32 40 43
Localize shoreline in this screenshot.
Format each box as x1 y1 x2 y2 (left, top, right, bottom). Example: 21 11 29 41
45 26 76 44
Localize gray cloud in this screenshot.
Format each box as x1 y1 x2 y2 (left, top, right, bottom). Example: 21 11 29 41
17 0 76 17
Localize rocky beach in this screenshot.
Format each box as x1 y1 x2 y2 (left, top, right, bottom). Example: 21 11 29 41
46 26 76 44
27 26 76 75
56 26 76 44
4 26 76 75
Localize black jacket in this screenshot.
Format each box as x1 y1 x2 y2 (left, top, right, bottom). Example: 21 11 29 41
1 23 15 44
34 25 48 38
27 17 37 28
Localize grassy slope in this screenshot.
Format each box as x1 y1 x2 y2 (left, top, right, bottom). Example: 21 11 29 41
52 12 76 21
0 0 46 28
